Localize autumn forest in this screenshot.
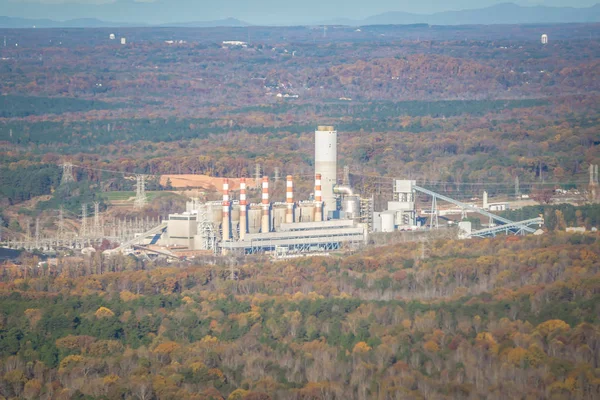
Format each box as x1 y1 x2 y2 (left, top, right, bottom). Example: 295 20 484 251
0 22 599 400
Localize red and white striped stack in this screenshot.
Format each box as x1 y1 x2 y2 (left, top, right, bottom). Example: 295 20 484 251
222 178 230 241
286 175 294 223
239 177 247 240
315 173 323 222
261 176 270 232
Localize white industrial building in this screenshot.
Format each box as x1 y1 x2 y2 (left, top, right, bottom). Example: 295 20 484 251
166 213 197 248
372 180 419 232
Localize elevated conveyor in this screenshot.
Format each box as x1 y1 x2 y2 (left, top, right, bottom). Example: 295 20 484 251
413 185 537 235
104 222 167 255
469 217 543 238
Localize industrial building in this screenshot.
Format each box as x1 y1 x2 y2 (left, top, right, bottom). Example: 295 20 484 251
101 125 543 258
156 125 371 255
2 123 546 258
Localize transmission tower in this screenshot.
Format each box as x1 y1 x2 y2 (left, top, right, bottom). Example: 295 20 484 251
590 164 599 201
274 167 280 185
35 218 40 249
93 202 101 237
60 162 75 185
514 176 520 199
197 205 216 252
80 204 88 237
254 163 261 188
25 219 31 242
58 207 65 239
134 175 147 209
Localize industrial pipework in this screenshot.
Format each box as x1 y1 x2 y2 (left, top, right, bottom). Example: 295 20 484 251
286 175 294 223
222 178 230 241
334 185 354 196
240 178 247 240
315 173 323 222
261 176 270 232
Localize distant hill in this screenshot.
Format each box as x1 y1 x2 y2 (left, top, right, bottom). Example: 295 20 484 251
0 16 248 29
1 3 599 28
330 3 600 26
0 16 134 28
160 18 250 28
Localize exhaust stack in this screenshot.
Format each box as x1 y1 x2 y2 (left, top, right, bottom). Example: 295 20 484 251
315 173 323 222
261 176 270 233
240 177 247 240
315 126 337 217
222 178 230 241
286 175 294 223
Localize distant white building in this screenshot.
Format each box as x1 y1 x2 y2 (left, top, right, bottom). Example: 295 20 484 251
222 41 247 47
541 34 548 44
488 203 509 212
120 37 127 45
109 33 116 40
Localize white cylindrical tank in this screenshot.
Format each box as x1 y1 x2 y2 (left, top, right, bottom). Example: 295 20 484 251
315 126 337 217
342 196 361 218
272 207 287 231
209 205 221 226
541 34 548 44
248 208 262 234
109 33 116 40
299 205 315 222
381 213 395 233
231 206 240 223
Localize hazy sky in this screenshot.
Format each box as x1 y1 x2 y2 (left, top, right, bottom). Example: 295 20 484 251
1 0 597 24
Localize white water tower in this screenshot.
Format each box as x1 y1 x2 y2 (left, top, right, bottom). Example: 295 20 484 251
541 34 548 44
109 33 115 40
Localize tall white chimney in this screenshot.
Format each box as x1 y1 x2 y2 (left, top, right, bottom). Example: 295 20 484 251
315 125 337 217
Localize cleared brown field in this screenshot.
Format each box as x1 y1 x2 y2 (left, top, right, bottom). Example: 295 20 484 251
160 175 257 192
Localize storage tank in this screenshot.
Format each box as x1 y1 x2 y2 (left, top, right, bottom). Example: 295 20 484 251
248 208 262 234
342 196 361 218
272 207 287 231
381 212 396 232
231 205 240 224
230 205 240 240
209 205 222 226
299 205 315 222
315 126 337 217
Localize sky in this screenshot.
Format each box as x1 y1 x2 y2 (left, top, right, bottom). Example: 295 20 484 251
0 0 597 24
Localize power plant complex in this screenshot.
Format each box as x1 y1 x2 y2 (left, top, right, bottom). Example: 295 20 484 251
2 125 544 258
109 124 541 258
160 126 371 256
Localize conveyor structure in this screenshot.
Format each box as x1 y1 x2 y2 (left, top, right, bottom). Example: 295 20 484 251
468 217 544 238
413 186 540 237
104 222 168 255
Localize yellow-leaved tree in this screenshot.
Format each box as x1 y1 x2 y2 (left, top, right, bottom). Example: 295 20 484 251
94 307 115 319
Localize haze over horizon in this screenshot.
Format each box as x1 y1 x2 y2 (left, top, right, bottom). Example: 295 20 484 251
0 0 597 25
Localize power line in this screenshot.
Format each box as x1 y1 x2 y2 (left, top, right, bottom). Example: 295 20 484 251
70 163 148 178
